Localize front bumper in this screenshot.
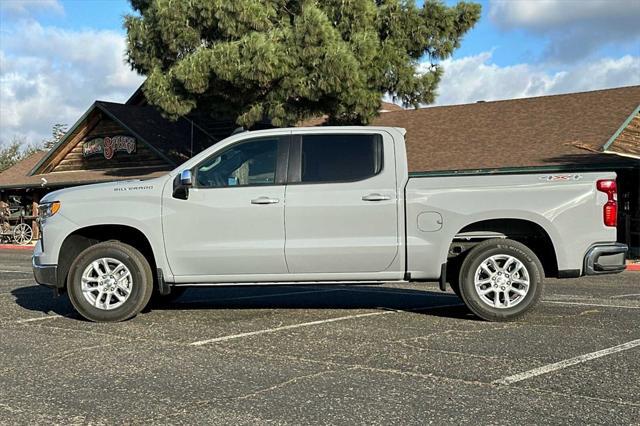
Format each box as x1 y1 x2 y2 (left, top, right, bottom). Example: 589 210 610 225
32 246 61 289
584 243 628 275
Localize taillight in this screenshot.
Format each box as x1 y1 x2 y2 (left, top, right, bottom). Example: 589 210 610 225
596 179 617 227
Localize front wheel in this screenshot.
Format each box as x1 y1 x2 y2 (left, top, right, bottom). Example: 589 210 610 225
457 239 544 321
67 241 154 322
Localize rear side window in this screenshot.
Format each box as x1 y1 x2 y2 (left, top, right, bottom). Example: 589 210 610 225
300 134 383 183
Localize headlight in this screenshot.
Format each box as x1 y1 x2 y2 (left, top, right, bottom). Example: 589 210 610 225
39 201 61 219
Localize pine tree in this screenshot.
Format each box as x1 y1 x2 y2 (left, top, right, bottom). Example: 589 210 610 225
42 123 69 150
125 0 480 127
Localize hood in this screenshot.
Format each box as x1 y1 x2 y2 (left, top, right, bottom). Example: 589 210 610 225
40 176 170 204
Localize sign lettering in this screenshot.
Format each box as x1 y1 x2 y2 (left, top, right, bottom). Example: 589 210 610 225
83 136 136 159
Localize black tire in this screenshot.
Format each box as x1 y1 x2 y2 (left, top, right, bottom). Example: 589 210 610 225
457 239 544 322
449 278 461 299
67 241 153 322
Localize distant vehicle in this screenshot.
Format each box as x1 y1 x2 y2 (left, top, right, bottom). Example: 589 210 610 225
33 127 627 322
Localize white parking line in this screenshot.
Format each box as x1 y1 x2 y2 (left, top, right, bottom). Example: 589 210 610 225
15 315 63 324
494 339 640 385
190 310 394 346
543 300 640 309
190 302 465 346
0 270 31 274
611 293 640 299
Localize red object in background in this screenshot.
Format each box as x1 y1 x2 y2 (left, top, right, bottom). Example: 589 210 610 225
0 244 34 251
596 179 618 227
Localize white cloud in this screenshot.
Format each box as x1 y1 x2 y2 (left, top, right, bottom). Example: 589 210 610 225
489 0 640 63
430 51 640 106
0 0 63 17
0 21 144 145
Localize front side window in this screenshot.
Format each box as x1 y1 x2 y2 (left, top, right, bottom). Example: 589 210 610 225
300 134 383 183
196 138 279 188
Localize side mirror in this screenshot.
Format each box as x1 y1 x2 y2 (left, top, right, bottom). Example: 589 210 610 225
180 169 193 186
173 169 193 200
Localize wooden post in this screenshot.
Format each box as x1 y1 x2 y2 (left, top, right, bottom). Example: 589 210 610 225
31 193 39 241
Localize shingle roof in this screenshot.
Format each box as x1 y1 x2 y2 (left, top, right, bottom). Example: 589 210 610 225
603 106 640 158
0 150 168 190
371 86 640 172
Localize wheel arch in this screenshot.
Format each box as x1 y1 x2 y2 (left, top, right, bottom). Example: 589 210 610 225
57 224 157 290
447 218 559 278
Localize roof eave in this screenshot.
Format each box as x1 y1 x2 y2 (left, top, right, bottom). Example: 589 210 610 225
602 104 640 151
28 101 100 176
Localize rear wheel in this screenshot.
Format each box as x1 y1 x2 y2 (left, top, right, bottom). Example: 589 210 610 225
67 241 153 322
457 239 544 321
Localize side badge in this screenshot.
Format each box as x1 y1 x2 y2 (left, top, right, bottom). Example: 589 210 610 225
539 174 583 182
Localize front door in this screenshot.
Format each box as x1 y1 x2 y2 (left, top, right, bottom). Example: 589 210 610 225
284 132 400 274
162 135 289 280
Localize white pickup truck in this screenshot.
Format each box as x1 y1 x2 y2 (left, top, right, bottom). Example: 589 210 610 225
33 127 627 322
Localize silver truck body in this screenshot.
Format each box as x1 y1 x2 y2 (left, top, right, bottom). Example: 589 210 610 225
33 126 626 310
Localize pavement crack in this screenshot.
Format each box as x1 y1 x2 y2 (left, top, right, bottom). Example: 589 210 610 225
235 367 349 401
513 385 640 409
396 341 516 362
43 343 114 363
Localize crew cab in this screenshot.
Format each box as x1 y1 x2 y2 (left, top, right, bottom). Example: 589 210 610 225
33 127 628 322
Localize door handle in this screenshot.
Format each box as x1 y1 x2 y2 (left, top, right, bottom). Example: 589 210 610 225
362 193 391 202
251 197 279 205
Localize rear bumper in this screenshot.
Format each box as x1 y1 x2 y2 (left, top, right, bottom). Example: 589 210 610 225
583 243 628 275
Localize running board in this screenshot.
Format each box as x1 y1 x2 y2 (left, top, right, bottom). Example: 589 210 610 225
170 280 407 287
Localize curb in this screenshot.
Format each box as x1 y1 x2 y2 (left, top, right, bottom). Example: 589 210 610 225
627 263 640 272
0 244 34 251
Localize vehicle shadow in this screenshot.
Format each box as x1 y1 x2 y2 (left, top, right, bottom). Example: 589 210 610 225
11 284 475 321
149 285 475 320
10 285 76 317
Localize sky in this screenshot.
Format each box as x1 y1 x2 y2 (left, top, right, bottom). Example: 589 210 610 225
1 0 639 146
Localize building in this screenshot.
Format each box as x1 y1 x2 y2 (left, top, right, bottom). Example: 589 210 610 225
1 85 638 254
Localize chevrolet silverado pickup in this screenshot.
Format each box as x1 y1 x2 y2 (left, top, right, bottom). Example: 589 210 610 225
33 126 627 322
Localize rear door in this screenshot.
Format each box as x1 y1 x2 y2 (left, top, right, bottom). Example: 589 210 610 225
284 131 399 274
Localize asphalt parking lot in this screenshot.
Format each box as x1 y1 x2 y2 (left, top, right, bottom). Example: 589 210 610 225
1 249 639 425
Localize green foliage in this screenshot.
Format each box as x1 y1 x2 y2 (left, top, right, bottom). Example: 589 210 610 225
125 0 480 127
42 123 69 150
0 137 43 173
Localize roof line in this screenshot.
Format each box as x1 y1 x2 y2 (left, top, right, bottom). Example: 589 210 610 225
125 84 144 105
95 102 177 167
602 103 640 151
28 101 99 176
29 101 180 176
380 85 640 116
